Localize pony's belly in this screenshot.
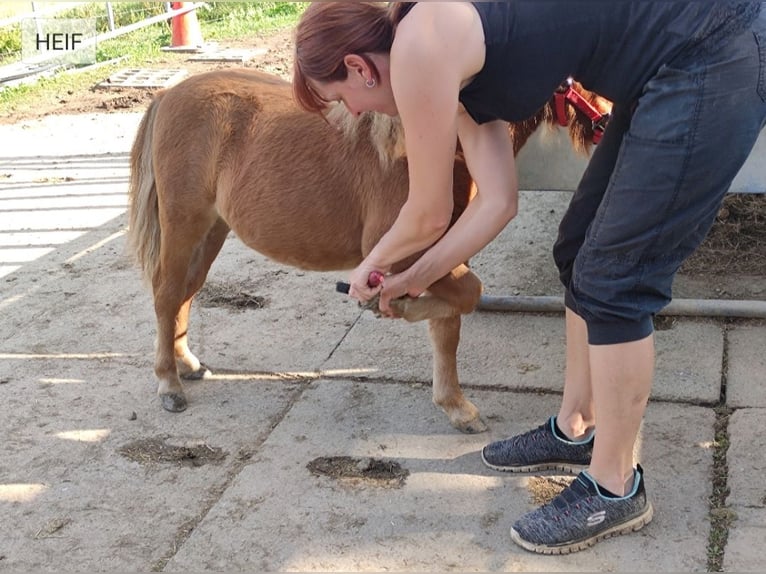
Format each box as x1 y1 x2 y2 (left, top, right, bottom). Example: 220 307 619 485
237 234 362 272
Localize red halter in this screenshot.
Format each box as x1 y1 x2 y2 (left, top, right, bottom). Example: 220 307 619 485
554 78 610 144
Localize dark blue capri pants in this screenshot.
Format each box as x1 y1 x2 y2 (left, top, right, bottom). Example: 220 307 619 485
553 9 766 345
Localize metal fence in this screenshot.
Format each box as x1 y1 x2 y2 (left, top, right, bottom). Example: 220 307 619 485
0 2 202 85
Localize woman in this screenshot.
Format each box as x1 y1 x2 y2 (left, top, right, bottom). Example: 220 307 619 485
293 1 766 554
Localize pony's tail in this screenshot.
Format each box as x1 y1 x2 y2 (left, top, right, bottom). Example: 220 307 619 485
127 92 164 285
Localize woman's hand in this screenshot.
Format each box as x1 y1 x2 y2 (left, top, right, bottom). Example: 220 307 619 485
378 268 425 317
348 263 388 302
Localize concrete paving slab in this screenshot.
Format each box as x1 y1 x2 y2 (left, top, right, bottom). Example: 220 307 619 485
0 224 148 353
723 507 766 572
188 47 267 63
728 411 765 504
0 112 141 154
162 383 713 572
326 310 723 405
459 312 723 404
0 111 757 570
0 353 303 572
321 310 434 384
469 190 567 298
724 409 766 573
726 325 766 408
0 112 140 279
188 236 365 377
97 68 187 88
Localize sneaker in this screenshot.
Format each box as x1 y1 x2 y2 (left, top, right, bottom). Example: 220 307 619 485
481 416 593 473
511 464 654 554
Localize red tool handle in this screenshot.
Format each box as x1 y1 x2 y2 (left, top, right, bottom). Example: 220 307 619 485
367 270 384 287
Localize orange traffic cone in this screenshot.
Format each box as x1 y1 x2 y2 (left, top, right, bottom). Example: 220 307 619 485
165 2 205 52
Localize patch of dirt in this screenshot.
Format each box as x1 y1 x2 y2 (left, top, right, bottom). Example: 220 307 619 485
307 456 409 489
96 93 154 111
0 29 295 124
527 476 573 505
119 437 227 467
682 193 766 277
197 281 268 311
653 315 679 331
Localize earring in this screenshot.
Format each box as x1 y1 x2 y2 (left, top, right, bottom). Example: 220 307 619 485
365 77 376 89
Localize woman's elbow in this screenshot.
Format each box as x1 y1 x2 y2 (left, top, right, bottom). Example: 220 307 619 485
506 201 519 222
499 195 518 223
424 214 452 242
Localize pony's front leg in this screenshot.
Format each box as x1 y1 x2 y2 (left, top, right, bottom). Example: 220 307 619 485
428 316 487 434
389 263 482 322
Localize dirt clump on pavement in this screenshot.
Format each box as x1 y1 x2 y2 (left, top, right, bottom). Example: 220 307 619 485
119 437 227 467
307 456 409 489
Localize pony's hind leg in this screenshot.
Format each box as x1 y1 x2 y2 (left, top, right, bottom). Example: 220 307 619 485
175 219 231 381
153 218 229 412
428 315 487 433
174 297 208 380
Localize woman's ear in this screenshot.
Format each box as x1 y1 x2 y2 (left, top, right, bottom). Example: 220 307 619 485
343 54 369 83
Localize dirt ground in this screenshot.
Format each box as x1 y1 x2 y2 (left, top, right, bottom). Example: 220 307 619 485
3 26 764 299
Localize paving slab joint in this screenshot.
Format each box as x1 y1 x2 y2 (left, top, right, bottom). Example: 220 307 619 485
149 380 313 571
706 329 733 571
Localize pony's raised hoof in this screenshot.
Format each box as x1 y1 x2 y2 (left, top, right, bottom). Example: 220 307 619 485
180 364 211 381
161 392 188 412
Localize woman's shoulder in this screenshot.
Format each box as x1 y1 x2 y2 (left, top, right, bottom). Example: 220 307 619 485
395 2 481 39
393 2 484 61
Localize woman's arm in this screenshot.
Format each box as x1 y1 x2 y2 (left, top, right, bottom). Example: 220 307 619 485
348 2 483 301
379 115 519 313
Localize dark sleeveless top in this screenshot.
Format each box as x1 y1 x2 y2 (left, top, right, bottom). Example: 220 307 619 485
454 1 762 124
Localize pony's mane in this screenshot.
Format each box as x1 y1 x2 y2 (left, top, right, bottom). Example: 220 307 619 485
324 81 613 168
325 104 406 169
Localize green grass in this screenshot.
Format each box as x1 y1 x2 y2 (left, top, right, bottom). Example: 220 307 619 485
0 2 307 110
202 2 308 37
0 2 64 18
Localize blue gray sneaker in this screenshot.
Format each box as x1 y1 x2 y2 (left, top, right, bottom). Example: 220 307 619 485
481 416 593 473
511 464 653 554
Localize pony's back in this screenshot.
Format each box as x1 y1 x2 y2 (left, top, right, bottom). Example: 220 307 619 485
131 68 474 274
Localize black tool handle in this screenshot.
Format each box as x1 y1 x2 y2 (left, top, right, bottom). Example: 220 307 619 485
335 271 383 295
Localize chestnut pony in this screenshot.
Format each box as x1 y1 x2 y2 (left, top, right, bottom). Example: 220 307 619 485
127 68 611 433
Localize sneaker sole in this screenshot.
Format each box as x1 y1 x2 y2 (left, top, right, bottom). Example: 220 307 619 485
510 502 654 555
481 449 588 475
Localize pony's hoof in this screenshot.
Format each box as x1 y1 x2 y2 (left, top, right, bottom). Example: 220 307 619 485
454 416 488 434
180 363 211 380
161 392 188 412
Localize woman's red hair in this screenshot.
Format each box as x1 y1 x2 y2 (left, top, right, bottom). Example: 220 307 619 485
293 2 414 113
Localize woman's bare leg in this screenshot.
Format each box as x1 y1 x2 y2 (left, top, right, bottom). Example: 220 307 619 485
556 308 595 440
588 333 654 495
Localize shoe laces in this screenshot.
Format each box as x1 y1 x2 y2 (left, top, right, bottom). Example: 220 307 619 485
515 422 548 445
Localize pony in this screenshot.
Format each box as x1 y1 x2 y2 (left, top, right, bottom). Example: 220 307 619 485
127 68 611 434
